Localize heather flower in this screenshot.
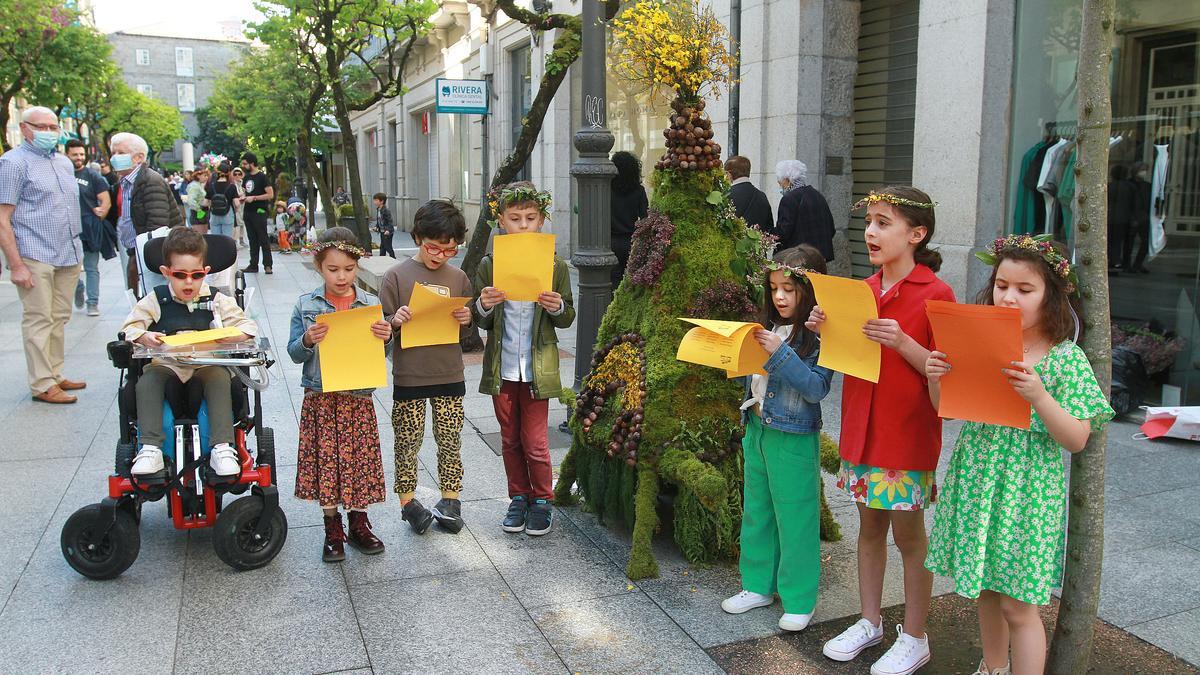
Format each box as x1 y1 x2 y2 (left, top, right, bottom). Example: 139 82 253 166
628 210 675 287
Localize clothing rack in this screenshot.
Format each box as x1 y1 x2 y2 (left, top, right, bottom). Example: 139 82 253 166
1043 113 1168 137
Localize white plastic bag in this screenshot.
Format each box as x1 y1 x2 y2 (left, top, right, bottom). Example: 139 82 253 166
1138 406 1200 441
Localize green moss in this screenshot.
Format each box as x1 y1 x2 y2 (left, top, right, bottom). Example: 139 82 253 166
819 482 842 542
627 467 660 579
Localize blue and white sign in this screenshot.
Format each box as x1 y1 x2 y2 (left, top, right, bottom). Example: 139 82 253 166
435 78 489 115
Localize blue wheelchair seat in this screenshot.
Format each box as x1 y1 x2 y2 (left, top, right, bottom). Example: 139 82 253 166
138 401 212 463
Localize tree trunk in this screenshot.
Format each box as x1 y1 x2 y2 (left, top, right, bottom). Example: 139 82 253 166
330 90 371 250
460 24 580 283
0 73 31 153
1047 0 1114 671
298 86 337 229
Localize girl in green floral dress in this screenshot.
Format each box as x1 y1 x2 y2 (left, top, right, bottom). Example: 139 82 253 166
924 236 1114 675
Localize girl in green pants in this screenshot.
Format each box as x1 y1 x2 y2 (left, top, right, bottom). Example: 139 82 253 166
722 245 834 632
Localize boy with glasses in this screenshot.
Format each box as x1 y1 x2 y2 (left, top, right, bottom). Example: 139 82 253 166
379 200 473 534
121 226 257 478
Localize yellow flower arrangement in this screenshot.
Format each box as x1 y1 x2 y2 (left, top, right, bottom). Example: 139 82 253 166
611 0 738 103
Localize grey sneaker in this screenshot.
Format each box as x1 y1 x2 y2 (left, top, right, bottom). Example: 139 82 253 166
525 499 553 536
86 304 99 317
74 282 85 309
431 498 464 534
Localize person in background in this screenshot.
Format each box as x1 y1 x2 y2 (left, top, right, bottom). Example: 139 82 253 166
205 162 238 240
108 131 183 295
774 160 836 261
66 139 113 317
726 155 774 233
238 152 273 275
609 151 649 289
230 167 248 248
373 192 395 258
186 167 211 235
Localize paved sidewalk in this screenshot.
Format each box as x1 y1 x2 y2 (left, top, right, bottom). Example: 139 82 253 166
0 250 1196 672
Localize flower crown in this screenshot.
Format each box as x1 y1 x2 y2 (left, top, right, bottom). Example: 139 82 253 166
304 239 366 258
486 185 552 227
764 260 814 284
975 233 1078 292
853 191 938 211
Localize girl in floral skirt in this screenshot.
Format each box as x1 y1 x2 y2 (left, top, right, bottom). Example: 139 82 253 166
808 187 954 674
287 226 393 562
924 235 1113 675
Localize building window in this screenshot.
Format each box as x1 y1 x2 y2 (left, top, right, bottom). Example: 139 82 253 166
177 83 196 112
175 47 194 77
137 84 153 96
136 49 150 66
509 44 532 181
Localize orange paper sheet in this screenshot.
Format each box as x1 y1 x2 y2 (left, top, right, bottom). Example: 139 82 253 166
315 305 388 393
805 272 881 382
675 318 770 378
493 232 555 302
925 300 1030 429
402 282 470 349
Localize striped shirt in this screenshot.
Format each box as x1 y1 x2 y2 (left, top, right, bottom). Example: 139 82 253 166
117 165 142 251
0 141 82 267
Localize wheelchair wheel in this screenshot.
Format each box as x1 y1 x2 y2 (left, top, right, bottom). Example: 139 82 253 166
212 495 287 571
255 427 275 471
115 442 136 478
60 504 140 580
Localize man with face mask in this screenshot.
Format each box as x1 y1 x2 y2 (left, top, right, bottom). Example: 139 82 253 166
0 106 86 404
109 132 184 294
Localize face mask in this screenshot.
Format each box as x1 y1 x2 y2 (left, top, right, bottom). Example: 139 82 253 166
110 154 133 171
31 130 59 152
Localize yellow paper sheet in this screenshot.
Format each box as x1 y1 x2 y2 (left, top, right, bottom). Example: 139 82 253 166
315 305 388 392
403 282 471 349
805 272 881 383
493 232 555 302
160 326 245 346
675 318 770 378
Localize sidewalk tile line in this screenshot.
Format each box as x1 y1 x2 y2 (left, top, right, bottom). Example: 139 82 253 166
341 560 375 674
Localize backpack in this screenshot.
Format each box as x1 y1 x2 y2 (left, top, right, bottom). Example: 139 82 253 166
210 191 231 216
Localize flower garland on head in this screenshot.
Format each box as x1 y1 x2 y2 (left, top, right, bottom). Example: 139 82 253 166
975 233 1078 293
197 152 228 172
304 239 366 258
764 260 814 284
853 191 938 211
486 184 552 228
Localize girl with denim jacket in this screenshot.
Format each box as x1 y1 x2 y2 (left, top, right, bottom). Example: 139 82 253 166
721 245 833 633
287 227 393 563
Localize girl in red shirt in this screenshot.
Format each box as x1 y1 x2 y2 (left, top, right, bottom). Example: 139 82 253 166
807 186 955 674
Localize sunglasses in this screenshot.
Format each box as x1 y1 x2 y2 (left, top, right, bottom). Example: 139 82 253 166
421 243 460 259
167 269 207 280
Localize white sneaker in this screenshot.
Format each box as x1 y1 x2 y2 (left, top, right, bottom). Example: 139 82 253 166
721 590 774 614
208 444 240 476
870 625 931 675
131 446 165 475
823 617 885 661
778 612 813 631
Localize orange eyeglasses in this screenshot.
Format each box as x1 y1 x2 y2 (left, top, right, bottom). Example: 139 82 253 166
421 243 460 259
166 269 207 280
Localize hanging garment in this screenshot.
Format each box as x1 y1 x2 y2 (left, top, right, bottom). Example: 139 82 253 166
1148 144 1169 261
1024 140 1055 233
1038 138 1073 233
1015 141 1051 235
1057 149 1078 240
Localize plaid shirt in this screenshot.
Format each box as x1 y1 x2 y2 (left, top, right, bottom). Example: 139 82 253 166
0 141 82 267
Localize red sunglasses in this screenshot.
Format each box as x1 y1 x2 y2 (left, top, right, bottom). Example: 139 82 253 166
167 269 207 280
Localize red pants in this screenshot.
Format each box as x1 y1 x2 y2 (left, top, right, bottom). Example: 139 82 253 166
492 380 553 500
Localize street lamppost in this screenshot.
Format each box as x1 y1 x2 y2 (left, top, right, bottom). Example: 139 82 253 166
569 0 616 389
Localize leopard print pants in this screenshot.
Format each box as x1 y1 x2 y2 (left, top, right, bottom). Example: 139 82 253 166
391 396 465 500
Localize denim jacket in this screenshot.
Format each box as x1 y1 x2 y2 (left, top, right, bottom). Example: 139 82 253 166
287 284 392 395
741 340 833 434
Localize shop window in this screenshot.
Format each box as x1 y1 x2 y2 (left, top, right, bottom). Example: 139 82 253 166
1008 2 1200 403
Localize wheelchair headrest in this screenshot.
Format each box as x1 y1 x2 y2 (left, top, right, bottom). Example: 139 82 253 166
143 234 238 274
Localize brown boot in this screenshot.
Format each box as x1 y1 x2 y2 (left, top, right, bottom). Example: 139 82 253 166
322 513 346 562
347 510 385 555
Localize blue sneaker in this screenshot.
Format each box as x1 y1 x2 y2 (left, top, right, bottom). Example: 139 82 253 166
525 499 553 536
502 496 528 533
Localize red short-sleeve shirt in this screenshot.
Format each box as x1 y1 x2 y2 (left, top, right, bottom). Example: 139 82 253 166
839 264 956 471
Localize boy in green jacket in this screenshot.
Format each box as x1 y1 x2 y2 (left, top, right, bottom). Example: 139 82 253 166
473 182 575 536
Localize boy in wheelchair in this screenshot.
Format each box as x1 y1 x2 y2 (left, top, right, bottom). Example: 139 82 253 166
121 227 258 478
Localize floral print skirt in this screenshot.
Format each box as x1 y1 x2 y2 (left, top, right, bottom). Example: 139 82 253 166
295 391 386 510
837 459 936 511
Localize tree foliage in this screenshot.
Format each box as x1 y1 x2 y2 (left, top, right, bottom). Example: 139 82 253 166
78 79 184 157
0 0 73 151
252 0 435 247
194 105 246 160
25 23 114 119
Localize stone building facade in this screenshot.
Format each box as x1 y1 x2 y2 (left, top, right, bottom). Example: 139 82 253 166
107 31 247 163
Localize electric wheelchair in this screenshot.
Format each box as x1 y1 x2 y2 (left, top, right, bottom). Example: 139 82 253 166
61 234 287 579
